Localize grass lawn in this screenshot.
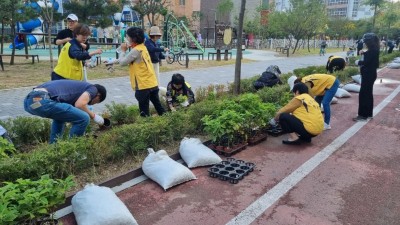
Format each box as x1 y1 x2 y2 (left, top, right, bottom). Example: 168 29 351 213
288 47 347 56
0 56 254 90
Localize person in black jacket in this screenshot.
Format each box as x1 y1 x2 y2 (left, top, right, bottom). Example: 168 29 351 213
354 33 380 121
253 65 282 90
54 14 90 52
326 55 346 73
144 26 169 83
166 73 195 111
356 39 363 56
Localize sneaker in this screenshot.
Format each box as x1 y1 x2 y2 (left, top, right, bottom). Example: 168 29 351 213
324 123 331 130
352 116 368 122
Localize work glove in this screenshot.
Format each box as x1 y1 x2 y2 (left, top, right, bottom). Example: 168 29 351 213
269 118 277 126
93 114 104 125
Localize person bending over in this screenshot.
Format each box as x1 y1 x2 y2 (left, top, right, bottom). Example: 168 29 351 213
326 55 346 73
24 80 107 143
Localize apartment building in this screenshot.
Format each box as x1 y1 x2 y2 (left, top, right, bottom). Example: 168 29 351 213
273 0 374 20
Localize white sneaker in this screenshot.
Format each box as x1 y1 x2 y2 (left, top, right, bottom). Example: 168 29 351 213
324 123 331 130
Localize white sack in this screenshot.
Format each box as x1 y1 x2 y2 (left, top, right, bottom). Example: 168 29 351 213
331 97 338 104
351 75 362 84
343 83 361 93
335 88 352 98
179 137 221 168
387 63 400 69
287 75 297 91
72 184 138 225
393 57 400 63
142 148 196 190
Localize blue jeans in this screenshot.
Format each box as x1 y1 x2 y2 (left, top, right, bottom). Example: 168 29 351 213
315 78 340 125
24 90 90 143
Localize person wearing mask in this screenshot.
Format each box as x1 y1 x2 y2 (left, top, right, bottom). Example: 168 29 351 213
166 73 195 111
51 24 102 81
54 14 90 51
118 27 165 117
24 80 107 143
326 55 346 73
354 33 380 121
292 74 340 130
273 83 324 145
144 26 168 83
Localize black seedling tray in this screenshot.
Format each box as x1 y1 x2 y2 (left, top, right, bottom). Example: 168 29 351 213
208 158 255 184
266 125 284 137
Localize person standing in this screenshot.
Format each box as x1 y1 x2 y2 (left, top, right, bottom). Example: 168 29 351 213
24 80 107 143
354 33 380 121
387 39 395 54
356 39 363 56
326 55 346 73
55 14 90 51
118 27 165 117
273 83 324 145
52 24 102 81
97 27 104 43
145 26 168 83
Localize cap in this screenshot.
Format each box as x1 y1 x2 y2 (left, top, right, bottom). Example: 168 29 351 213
149 26 162 36
287 75 297 91
67 14 78 21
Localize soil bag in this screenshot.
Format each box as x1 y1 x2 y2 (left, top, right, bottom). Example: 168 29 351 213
387 63 400 69
179 137 222 168
335 88 352 98
72 184 138 225
343 83 361 93
351 75 362 84
142 148 196 190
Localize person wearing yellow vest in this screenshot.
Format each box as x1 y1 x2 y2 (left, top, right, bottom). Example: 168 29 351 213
326 55 346 73
118 27 165 117
273 83 324 145
165 73 195 111
293 74 339 130
52 24 102 81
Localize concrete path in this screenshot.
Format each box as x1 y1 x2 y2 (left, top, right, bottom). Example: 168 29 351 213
0 50 345 120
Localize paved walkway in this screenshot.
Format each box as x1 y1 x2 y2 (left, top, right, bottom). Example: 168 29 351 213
0 50 346 120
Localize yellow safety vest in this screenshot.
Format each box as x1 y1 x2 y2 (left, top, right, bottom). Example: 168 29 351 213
292 93 324 135
301 74 336 97
328 55 342 63
128 44 158 90
54 42 84 80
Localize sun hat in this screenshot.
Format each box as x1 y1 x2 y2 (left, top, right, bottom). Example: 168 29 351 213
67 14 78 21
149 26 162 36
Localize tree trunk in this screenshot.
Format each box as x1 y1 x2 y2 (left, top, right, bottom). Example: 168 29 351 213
233 0 246 95
10 22 15 65
1 19 4 54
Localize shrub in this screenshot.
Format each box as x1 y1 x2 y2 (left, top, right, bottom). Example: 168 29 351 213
257 84 291 107
0 175 75 224
0 137 16 159
0 117 51 147
105 102 140 125
293 66 326 77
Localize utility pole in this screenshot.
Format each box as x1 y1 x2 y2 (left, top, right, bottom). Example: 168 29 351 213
234 0 246 95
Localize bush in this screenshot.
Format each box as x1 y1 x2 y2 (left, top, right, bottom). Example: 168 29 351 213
105 102 140 125
0 117 51 148
257 84 291 107
293 66 327 77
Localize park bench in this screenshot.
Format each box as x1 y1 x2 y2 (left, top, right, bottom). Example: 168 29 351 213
208 51 232 60
184 52 204 60
0 54 39 64
282 48 289 54
0 55 4 71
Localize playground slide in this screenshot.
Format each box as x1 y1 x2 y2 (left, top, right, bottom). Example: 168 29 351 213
9 0 59 50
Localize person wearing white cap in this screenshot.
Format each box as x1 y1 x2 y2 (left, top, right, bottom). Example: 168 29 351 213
55 14 90 51
144 26 169 83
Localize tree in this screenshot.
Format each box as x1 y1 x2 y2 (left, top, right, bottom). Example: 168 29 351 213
267 0 327 54
234 0 246 95
63 0 122 28
0 0 34 65
363 0 387 29
216 0 234 23
133 0 168 29
30 0 63 69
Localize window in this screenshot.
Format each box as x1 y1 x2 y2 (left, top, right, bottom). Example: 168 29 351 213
179 0 185 5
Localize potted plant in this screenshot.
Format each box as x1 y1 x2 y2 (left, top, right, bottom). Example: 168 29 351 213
0 175 75 225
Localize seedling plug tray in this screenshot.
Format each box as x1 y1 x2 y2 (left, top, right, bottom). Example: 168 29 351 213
208 158 255 184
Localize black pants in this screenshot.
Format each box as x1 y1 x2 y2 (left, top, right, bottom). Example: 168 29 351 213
51 71 66 81
279 113 314 142
358 70 377 117
388 46 394 54
135 87 165 117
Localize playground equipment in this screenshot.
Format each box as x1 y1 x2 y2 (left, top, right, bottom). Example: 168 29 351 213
163 14 204 53
9 0 60 50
